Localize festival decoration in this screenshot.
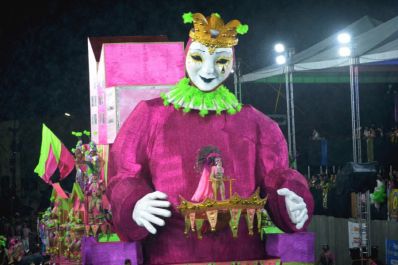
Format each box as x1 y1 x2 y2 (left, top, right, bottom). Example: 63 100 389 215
185 12 246 53
107 11 313 264
34 124 75 184
178 187 267 239
160 77 242 116
178 147 267 239
37 130 114 264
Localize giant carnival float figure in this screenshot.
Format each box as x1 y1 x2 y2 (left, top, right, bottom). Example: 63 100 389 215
107 12 314 264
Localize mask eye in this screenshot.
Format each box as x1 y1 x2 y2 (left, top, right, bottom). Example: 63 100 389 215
190 54 203 62
216 58 230 65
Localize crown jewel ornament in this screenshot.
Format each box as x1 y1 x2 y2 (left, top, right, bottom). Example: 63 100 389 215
183 12 249 53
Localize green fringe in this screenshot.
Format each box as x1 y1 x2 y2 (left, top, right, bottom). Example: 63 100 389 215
163 77 242 117
199 109 208 117
227 108 237 115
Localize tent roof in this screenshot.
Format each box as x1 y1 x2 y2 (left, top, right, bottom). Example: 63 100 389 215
252 66 398 84
242 15 398 84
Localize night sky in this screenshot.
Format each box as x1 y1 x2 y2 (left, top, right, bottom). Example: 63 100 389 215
0 0 397 189
1 0 397 119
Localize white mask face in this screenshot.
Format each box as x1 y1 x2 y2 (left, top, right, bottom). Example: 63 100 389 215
185 41 234 92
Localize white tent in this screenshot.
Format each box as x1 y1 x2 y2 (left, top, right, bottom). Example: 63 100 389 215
239 15 398 174
241 15 398 83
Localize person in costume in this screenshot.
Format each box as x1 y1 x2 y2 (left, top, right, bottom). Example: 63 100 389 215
88 173 104 221
107 12 314 264
74 140 87 190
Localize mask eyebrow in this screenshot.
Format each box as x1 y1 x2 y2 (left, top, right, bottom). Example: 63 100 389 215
190 49 206 53
215 50 232 54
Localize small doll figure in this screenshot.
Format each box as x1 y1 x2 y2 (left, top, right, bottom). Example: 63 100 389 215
210 156 226 201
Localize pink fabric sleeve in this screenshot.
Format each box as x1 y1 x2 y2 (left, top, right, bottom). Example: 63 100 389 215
106 101 155 241
257 119 314 233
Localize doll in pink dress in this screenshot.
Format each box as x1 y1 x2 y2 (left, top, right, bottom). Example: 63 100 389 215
191 147 226 202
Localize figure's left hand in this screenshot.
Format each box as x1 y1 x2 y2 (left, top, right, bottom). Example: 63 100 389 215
277 188 308 229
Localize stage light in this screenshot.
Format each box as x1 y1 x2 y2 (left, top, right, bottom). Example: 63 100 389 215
274 43 285 53
338 46 351 57
275 55 287 65
65 112 71 117
337 32 351 44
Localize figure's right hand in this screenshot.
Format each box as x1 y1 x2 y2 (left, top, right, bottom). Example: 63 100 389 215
132 191 172 234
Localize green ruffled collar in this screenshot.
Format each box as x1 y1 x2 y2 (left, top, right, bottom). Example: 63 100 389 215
160 78 242 117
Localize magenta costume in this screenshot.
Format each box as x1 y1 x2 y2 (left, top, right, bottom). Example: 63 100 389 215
107 97 314 264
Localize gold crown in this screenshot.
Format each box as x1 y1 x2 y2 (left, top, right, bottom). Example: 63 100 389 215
188 13 242 53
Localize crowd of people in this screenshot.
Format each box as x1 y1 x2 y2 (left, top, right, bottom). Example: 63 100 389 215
0 213 47 265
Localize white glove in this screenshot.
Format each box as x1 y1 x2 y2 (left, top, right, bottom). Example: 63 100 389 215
277 188 308 230
132 191 172 234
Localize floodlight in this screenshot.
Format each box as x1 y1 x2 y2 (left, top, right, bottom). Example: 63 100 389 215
275 55 287 65
274 43 285 53
337 32 351 44
338 46 351 57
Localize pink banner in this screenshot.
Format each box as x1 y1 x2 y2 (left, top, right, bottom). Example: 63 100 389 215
58 144 75 180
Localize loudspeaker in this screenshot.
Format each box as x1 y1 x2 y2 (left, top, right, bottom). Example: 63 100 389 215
336 162 378 194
